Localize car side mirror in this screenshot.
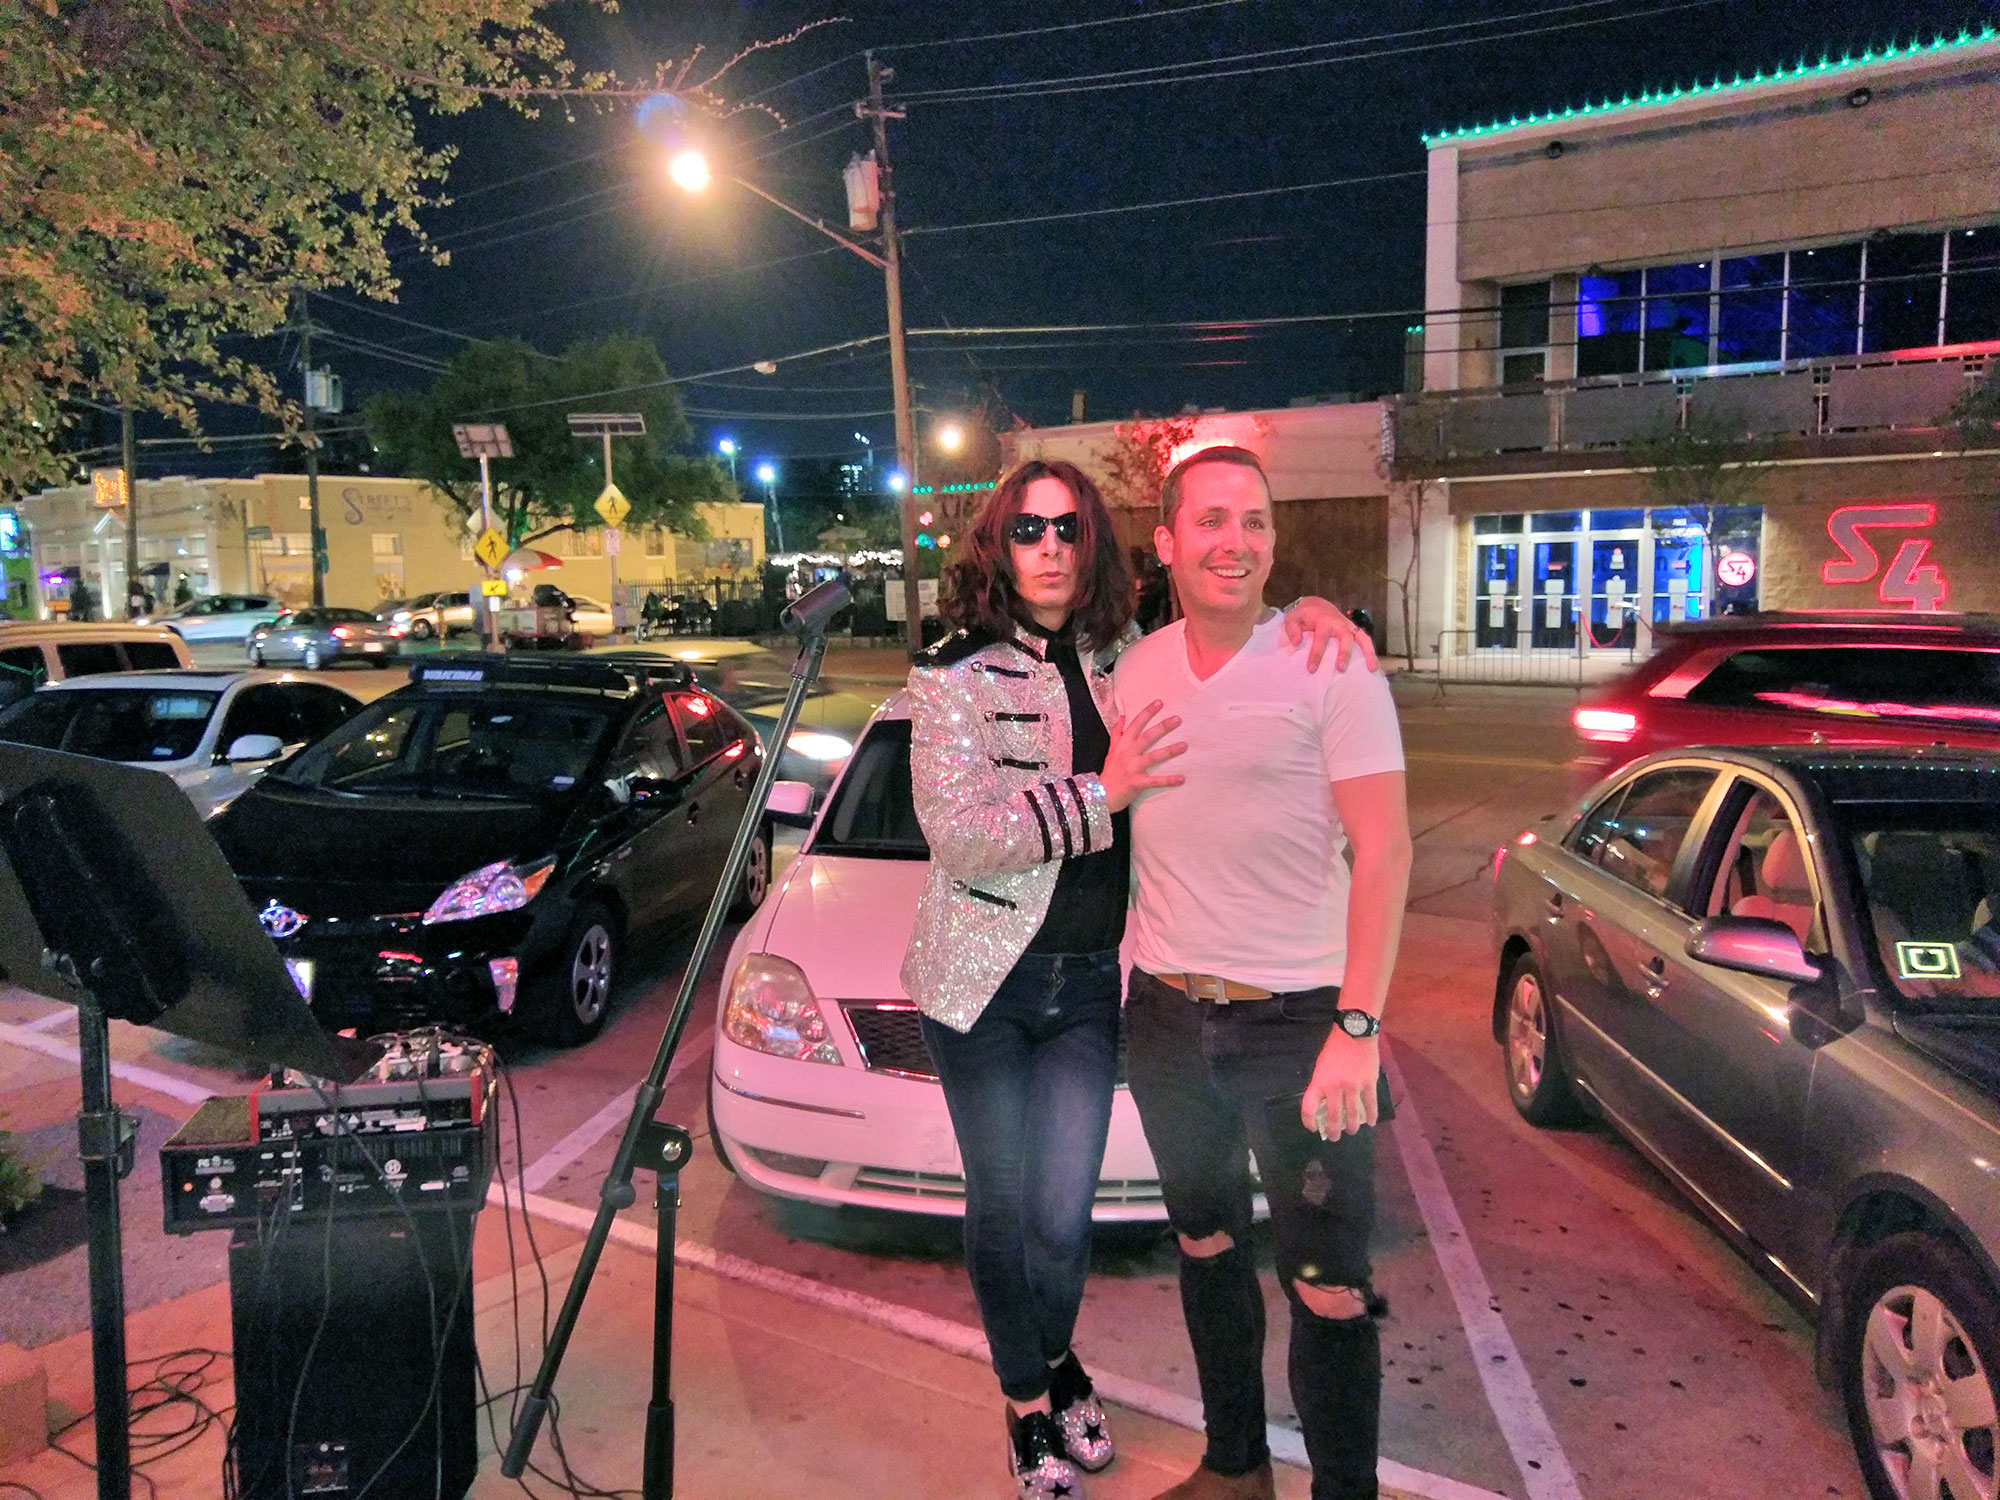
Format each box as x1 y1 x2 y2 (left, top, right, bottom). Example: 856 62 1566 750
767 779 815 827
1685 915 1823 985
225 733 286 764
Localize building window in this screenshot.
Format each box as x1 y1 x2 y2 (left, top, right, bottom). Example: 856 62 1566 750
1945 227 2000 345
1717 254 1785 364
1642 261 1714 371
1577 270 1643 377
1498 280 1551 385
644 527 667 558
1863 233 1945 353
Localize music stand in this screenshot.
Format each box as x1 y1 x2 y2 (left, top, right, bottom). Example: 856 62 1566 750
0 744 381 1500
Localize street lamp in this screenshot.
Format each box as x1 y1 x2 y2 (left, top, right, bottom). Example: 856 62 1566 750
935 421 964 453
716 437 737 485
662 74 921 649
754 461 783 554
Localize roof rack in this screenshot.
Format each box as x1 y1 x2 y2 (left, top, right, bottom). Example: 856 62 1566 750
408 652 685 695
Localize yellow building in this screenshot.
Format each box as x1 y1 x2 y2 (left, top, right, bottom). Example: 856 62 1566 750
17 472 764 616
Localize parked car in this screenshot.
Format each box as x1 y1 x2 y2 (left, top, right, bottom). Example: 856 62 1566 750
246 607 401 669
0 669 362 818
708 694 1166 1221
531 584 613 638
0 622 192 708
155 593 284 643
592 640 872 800
209 653 778 1045
1491 745 2000 1500
383 591 477 640
1569 612 2000 785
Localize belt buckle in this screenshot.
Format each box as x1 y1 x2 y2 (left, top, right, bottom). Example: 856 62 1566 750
1186 972 1228 1005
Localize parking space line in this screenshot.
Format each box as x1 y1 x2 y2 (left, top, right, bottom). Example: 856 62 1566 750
1381 1043 1583 1500
0 1021 213 1105
519 1033 712 1193
20 1007 77 1032
495 1182 1512 1500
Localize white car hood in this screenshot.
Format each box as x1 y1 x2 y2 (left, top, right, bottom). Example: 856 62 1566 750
761 853 929 1002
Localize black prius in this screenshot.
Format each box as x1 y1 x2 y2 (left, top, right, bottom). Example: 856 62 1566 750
209 654 778 1046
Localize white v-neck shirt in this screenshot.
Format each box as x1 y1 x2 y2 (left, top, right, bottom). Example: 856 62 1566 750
1113 612 1404 992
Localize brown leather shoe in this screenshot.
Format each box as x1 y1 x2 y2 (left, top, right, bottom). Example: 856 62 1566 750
1151 1460 1276 1500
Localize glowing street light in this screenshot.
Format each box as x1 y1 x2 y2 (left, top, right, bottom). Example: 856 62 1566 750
716 436 737 484
935 421 964 453
885 470 907 493
668 147 712 193
754 461 784 553
754 461 777 487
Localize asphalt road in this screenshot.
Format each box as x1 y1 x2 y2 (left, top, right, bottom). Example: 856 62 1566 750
0 666 1864 1500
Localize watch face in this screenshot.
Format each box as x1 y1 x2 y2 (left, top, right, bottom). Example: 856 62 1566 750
1341 1010 1372 1037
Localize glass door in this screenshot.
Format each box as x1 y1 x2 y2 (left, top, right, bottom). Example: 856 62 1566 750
1587 537 1640 650
1652 533 1706 625
1532 541 1577 649
1474 542 1519 649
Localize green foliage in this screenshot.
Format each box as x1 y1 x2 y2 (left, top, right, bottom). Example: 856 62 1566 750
0 1131 43 1221
1100 416 1199 515
364 337 736 545
0 0 608 496
1943 367 2000 450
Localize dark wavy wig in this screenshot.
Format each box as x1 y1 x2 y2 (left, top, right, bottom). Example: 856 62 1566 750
939 459 1133 651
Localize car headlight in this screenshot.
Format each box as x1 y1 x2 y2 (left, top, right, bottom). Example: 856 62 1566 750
422 858 554 925
722 953 842 1065
785 731 853 763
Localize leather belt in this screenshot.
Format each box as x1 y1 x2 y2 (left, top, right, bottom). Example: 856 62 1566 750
1151 971 1274 1003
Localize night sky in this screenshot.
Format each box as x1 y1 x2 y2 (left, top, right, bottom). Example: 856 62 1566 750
97 0 2000 482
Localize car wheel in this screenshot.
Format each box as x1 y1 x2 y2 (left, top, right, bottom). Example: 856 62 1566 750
249 643 265 666
706 1072 737 1177
729 822 773 920
412 619 435 640
1502 951 1582 1126
1841 1230 2000 1500
527 904 618 1047
303 644 323 671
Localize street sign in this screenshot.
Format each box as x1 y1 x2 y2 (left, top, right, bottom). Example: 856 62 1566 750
244 525 272 542
1717 550 1757 587
593 483 630 529
452 423 512 459
603 529 621 557
479 579 508 598
90 468 129 509
473 528 508 568
567 413 646 437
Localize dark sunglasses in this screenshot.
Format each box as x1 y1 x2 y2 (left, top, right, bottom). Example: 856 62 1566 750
1007 511 1079 546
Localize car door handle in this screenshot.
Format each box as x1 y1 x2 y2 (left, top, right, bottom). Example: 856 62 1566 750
1544 891 1565 919
1643 955 1668 998
685 802 700 824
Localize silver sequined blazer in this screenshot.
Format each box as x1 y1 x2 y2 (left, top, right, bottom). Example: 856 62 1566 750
899 622 1121 1032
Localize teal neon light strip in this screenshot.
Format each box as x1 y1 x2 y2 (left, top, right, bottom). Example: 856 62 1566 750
1423 26 1997 147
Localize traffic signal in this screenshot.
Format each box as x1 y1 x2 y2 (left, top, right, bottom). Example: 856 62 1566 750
914 508 937 549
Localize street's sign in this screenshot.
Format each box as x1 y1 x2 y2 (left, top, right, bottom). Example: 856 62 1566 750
593 483 630 529
479 579 508 598
452 423 512 459
603 529 622 557
568 413 646 437
244 525 272 541
473 528 508 568
90 468 129 509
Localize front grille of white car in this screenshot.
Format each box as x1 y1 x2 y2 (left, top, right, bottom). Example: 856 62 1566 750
841 1001 1131 1084
851 1167 1164 1209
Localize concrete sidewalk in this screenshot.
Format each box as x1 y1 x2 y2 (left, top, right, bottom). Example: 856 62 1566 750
0 1196 1423 1500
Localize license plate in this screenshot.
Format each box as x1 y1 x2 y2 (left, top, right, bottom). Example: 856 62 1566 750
363 641 384 651
285 958 314 1001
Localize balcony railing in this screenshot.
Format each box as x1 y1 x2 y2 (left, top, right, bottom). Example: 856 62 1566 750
1392 343 1998 471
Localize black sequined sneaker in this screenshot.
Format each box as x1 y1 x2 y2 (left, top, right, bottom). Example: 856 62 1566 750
1048 1351 1115 1473
1007 1407 1083 1499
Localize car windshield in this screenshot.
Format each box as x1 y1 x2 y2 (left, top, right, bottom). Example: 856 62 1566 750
270 693 616 802
810 719 928 858
0 688 219 762
1836 801 2000 1007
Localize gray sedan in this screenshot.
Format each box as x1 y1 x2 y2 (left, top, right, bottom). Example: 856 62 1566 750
1492 746 2000 1500
246 607 401 670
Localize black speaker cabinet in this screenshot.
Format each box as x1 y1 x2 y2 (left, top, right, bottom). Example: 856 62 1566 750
228 1211 478 1499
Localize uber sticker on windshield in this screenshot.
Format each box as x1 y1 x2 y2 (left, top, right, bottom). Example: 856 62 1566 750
1895 942 1962 981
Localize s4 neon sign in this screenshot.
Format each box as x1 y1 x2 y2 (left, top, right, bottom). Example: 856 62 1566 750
1822 502 1948 612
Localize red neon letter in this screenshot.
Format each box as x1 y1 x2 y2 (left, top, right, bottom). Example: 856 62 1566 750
1879 538 1948 612
1822 502 1937 585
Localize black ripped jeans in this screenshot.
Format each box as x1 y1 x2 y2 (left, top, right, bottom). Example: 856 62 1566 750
1124 971 1392 1500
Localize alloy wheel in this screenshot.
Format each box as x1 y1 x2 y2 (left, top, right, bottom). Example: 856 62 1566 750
1861 1284 1999 1500
1506 970 1548 1100
567 923 614 1028
743 832 770 908
303 644 322 670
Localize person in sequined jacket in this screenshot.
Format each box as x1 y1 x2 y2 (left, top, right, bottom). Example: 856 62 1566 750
901 458 1368 1500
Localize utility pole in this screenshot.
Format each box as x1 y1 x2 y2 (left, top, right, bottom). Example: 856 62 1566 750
120 408 138 617
862 52 922 655
295 291 326 608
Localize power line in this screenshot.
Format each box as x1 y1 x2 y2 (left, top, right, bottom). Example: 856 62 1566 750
421 182 632 251
881 0 1258 53
904 168 1423 237
683 405 912 420
890 0 1725 105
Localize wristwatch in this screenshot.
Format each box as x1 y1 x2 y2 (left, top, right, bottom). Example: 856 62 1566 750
1334 1009 1380 1039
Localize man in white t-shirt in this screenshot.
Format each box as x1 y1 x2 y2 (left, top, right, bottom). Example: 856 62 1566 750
1115 446 1411 1500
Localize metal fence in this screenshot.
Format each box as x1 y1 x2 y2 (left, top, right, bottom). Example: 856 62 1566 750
613 574 905 642
1429 627 1640 695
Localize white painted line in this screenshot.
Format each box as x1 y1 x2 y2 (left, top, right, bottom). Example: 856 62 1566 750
1382 1043 1583 1500
489 1182 1511 1500
21 1008 77 1032
0 1021 215 1106
518 1032 712 1193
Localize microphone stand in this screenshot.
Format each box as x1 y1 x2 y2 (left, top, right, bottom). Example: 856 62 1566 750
503 579 850 1499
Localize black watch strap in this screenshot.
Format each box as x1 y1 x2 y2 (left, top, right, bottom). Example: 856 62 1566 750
1335 1008 1380 1038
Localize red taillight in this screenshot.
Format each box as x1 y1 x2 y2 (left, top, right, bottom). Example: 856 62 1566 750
332 626 355 640
1572 707 1639 743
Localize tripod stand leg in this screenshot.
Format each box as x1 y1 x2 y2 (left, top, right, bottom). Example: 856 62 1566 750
643 1169 680 1500
76 1001 130 1500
